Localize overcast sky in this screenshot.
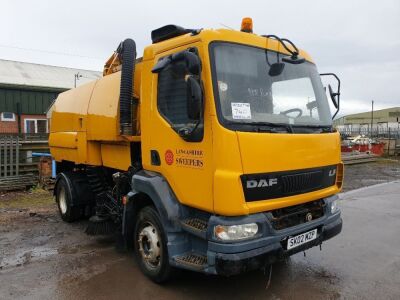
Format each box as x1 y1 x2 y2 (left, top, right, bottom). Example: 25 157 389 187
1 0 399 117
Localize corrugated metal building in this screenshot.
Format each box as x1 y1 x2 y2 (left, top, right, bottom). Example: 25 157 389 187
0 59 101 134
334 107 400 131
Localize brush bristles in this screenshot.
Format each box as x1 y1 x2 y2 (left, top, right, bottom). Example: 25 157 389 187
85 220 116 236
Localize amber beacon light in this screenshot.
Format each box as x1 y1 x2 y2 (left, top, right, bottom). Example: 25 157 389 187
241 17 253 33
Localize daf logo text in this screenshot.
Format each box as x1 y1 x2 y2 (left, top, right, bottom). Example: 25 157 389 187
247 178 278 188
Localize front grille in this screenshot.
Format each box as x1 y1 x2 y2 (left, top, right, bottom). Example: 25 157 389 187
241 165 337 202
281 170 323 194
270 200 325 230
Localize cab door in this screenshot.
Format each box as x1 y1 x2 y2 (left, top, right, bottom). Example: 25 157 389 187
146 43 214 213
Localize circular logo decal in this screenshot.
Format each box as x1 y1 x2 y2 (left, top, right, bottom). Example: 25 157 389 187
305 213 313 222
165 150 174 165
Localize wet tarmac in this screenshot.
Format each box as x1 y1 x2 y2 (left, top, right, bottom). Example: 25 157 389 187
1 181 400 299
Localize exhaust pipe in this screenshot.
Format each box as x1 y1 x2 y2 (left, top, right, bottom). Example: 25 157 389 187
117 39 136 135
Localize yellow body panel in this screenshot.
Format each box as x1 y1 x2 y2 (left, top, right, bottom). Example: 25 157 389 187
87 72 121 141
101 143 131 171
50 58 142 167
49 27 341 217
237 132 341 174
50 80 97 133
49 132 78 149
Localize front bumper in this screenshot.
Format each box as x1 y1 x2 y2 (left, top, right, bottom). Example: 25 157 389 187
214 216 341 275
204 195 342 275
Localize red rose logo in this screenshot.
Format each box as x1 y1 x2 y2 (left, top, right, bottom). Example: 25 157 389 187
165 150 174 165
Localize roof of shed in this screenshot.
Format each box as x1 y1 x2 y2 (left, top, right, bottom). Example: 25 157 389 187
0 59 102 90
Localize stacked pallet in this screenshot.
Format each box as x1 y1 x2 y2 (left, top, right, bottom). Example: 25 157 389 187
0 174 38 192
41 177 55 191
342 153 378 165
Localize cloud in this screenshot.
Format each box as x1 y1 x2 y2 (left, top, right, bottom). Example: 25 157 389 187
0 0 399 117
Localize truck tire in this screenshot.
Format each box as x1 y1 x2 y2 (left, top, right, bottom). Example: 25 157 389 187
55 175 81 223
134 206 173 283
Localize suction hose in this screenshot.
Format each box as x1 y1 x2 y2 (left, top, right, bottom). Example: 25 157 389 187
118 38 136 135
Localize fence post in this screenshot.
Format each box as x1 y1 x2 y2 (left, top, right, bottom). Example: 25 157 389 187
0 137 2 177
4 137 8 177
16 136 19 176
10 136 14 176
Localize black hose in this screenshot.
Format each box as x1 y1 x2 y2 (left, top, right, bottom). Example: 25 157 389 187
118 39 136 135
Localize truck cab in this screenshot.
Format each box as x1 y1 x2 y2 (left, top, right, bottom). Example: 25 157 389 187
49 20 343 282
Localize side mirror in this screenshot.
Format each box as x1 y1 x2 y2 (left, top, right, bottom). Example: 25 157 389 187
152 49 201 75
328 84 339 109
151 56 172 73
172 51 201 75
320 73 341 119
269 62 285 76
186 75 203 120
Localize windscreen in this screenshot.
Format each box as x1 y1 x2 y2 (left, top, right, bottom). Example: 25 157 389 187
211 43 332 129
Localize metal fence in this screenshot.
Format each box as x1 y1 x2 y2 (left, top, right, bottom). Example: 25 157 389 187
338 128 400 156
0 133 49 141
338 128 400 140
0 135 19 177
0 135 48 191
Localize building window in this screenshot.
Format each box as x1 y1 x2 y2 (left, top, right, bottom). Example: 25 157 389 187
1 112 16 121
24 119 48 134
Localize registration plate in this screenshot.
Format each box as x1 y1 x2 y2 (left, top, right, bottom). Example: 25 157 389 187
286 229 317 250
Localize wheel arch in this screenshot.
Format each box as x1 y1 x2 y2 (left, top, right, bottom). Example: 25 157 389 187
125 170 183 233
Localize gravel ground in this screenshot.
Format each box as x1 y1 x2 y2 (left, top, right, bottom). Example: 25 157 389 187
341 159 400 192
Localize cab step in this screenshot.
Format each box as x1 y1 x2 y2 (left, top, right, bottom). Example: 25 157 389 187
180 218 208 239
174 253 207 270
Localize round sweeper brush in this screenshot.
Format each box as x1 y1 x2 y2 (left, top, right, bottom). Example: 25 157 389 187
85 215 117 236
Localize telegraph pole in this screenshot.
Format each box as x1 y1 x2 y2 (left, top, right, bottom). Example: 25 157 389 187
370 100 374 136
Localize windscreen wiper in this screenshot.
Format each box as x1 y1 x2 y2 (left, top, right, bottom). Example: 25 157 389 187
292 124 333 133
244 121 294 133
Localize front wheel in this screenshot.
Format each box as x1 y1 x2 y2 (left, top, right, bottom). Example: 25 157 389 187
134 206 173 283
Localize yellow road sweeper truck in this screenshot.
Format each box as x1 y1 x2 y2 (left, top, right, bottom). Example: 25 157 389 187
48 18 343 282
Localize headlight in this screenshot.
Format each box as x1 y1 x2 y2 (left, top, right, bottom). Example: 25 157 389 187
331 200 339 213
214 223 258 241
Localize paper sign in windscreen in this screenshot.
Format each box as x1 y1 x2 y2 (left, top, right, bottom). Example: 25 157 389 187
231 103 251 119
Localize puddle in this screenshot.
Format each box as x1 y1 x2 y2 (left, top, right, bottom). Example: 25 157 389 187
0 246 58 269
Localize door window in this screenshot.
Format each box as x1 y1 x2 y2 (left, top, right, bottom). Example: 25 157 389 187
157 60 190 126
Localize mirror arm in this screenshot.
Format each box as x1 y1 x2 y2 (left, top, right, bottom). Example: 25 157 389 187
320 73 341 91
